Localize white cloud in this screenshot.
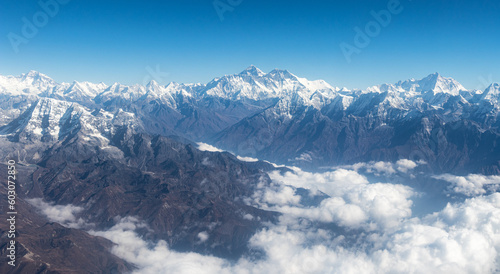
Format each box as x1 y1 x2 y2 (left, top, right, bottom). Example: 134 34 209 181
262 185 302 206
269 167 369 196
251 192 500 273
197 231 209 243
396 159 418 173
294 152 313 162
196 143 260 163
243 214 254 220
27 198 86 228
265 168 414 230
237 155 259 162
196 142 223 152
92 193 500 273
433 174 500 196
89 217 232 274
368 193 500 273
347 159 420 176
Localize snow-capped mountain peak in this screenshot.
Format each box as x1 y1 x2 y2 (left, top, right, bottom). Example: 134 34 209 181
0 70 57 96
1 69 499 118
146 80 161 90
239 65 265 77
21 70 55 81
481 83 500 101
266 68 297 81
144 79 177 106
68 81 107 94
422 73 458 92
400 73 466 95
200 66 339 108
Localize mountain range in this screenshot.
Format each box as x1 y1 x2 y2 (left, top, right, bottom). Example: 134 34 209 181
2 67 500 272
1 67 500 174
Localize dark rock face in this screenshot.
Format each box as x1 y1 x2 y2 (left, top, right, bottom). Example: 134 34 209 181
213 96 500 175
0 165 134 274
104 94 265 141
16 127 278 262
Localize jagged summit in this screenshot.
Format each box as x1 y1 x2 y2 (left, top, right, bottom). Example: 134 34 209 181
481 83 500 101
239 66 299 80
366 73 467 97
199 66 335 104
22 70 52 79
400 72 466 95
20 70 57 86
239 65 265 77
0 69 496 111
266 68 297 80
147 79 160 86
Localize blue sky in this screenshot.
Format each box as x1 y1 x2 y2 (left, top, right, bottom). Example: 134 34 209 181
1 0 499 89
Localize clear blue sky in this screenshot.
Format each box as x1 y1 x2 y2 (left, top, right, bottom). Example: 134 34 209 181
1 0 499 90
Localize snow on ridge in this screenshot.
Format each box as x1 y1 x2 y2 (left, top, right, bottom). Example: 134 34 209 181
0 69 497 112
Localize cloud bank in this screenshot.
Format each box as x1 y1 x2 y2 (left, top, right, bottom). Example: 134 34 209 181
434 174 500 196
28 159 500 273
89 193 500 274
346 159 422 176
262 168 414 231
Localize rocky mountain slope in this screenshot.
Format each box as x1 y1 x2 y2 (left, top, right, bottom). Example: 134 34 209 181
0 164 134 274
0 113 280 272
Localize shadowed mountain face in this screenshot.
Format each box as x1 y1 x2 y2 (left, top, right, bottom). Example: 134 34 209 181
0 164 134 274
1 119 280 272
212 101 500 174
31 127 278 259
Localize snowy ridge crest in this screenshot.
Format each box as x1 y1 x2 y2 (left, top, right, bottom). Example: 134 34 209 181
0 68 498 112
